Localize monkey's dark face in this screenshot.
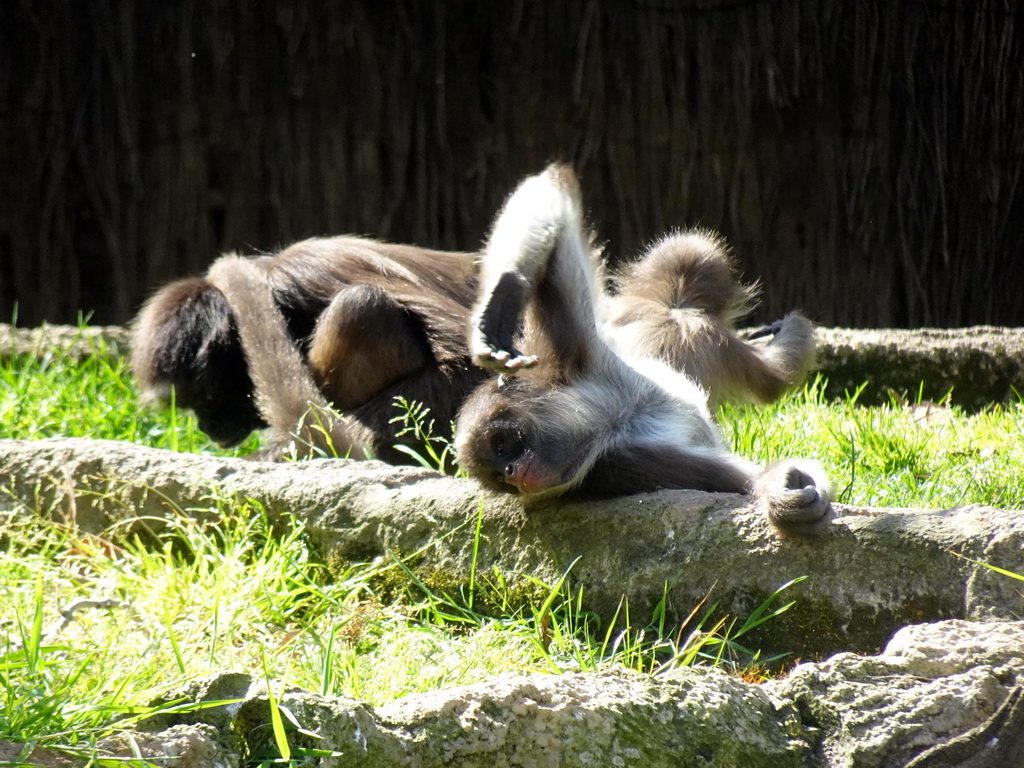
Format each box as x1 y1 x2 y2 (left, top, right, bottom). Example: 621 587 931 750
178 376 264 447
153 333 266 447
455 377 590 497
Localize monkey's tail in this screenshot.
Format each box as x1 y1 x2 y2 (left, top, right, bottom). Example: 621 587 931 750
616 230 757 323
206 255 368 460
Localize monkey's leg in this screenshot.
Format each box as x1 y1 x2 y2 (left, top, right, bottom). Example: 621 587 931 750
470 163 602 376
309 285 433 411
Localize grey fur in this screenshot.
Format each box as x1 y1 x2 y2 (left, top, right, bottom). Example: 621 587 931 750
456 164 833 536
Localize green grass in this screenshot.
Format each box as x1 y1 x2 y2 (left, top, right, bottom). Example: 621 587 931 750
2 335 1023 762
722 377 1024 509
0 500 792 764
0 328 262 455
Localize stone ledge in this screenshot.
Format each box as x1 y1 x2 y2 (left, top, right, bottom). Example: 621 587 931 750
5 323 1022 407
3 437 1022 660
8 620 1021 767
815 325 1024 407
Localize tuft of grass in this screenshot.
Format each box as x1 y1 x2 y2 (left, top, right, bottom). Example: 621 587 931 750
720 376 1024 509
389 396 459 473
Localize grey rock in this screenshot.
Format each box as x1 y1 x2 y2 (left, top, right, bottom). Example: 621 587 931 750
99 723 239 768
767 619 1024 768
164 668 809 768
2 438 1023 660
102 620 1024 768
815 326 1024 408
0 740 81 767
0 322 129 362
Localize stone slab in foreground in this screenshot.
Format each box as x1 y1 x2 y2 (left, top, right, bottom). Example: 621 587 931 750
16 619 1024 767
2 438 1022 660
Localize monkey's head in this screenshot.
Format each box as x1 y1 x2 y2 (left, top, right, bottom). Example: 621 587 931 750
455 375 594 498
130 277 265 447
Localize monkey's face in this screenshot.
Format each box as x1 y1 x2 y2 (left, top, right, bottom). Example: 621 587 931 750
184 382 265 448
150 348 265 448
455 377 590 497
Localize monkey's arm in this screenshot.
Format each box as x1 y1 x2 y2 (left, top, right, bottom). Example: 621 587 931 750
755 460 835 537
205 255 368 460
572 444 755 498
577 448 833 537
470 164 603 377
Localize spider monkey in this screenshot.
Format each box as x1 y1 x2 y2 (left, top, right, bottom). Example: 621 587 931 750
131 170 818 501
454 164 832 536
130 238 487 462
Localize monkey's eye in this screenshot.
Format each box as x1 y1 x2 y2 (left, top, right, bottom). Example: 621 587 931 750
490 429 516 459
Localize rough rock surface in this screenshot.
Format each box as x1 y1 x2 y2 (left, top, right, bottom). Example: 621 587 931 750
2 437 1023 661
769 619 1024 767
815 326 1024 408
0 322 129 361
4 323 1023 407
45 619 1021 767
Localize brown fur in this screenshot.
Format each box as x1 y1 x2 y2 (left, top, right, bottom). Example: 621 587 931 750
131 236 486 462
608 230 815 408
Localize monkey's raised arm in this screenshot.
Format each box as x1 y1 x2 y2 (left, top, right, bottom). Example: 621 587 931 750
470 164 606 380
205 255 368 460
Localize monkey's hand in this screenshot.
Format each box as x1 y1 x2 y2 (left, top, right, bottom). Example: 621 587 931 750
470 272 539 372
756 460 835 537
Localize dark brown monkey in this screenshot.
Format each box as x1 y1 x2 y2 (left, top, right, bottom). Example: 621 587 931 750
454 165 832 536
131 237 487 462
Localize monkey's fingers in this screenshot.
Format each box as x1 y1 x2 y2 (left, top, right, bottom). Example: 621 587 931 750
742 319 785 341
765 485 835 537
473 349 539 372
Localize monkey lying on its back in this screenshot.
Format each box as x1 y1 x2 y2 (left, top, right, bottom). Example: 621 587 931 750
454 165 832 536
131 168 825 535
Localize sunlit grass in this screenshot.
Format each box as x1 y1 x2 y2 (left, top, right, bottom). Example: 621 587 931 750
0 501 795 763
2 333 1023 761
0 330 260 454
721 376 1024 510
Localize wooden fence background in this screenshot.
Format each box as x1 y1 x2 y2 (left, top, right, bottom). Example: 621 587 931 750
1 0 1021 328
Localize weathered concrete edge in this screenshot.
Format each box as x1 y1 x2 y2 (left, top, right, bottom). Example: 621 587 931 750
2 437 1022 660
26 619 1024 768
